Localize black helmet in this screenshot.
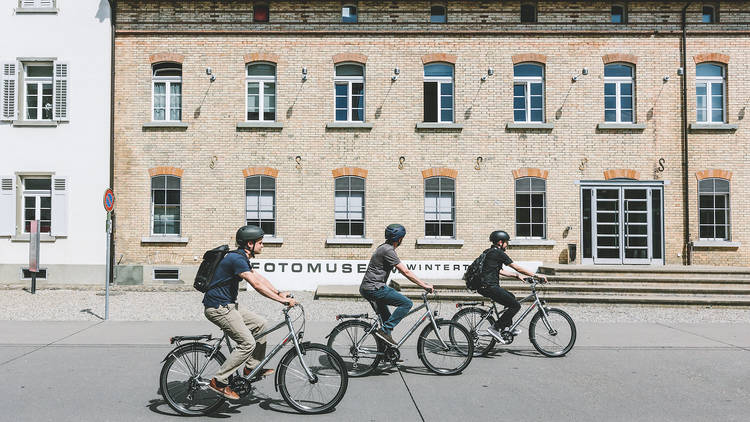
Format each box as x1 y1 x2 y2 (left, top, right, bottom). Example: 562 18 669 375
236 225 264 248
385 224 406 243
489 230 510 244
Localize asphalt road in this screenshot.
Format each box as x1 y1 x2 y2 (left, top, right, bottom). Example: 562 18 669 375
1 320 749 422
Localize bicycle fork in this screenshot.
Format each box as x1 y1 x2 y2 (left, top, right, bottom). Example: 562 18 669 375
287 317 318 384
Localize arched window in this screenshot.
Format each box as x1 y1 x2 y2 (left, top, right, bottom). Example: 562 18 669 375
604 63 634 123
152 63 182 121
423 63 454 123
698 178 730 240
611 5 626 23
430 5 447 23
515 177 546 239
513 63 544 123
342 4 357 23
334 63 365 122
424 176 455 238
246 175 276 236
151 175 181 235
696 63 725 123
335 176 365 237
521 3 537 23
246 62 276 122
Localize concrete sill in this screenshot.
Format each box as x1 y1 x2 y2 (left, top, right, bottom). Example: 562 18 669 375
416 238 464 246
141 236 189 244
596 122 646 131
415 122 463 131
325 122 373 130
14 8 58 14
12 120 58 127
237 121 283 130
326 237 374 246
142 122 189 129
692 240 741 249
505 122 554 131
509 238 556 246
263 236 284 245
10 234 57 242
689 123 738 132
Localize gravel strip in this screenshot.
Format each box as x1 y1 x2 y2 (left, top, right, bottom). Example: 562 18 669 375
1 289 749 323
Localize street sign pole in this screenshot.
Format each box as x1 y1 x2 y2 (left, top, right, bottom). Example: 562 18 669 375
103 188 115 321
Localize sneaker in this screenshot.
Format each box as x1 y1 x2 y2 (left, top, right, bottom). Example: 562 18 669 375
208 378 240 400
504 327 522 337
485 327 508 344
243 367 275 379
373 329 397 346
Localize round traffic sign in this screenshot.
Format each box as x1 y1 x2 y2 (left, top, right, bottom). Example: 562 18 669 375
103 188 115 212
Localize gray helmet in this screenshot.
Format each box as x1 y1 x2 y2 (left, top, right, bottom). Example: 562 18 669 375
236 225 264 248
385 224 406 243
489 230 510 244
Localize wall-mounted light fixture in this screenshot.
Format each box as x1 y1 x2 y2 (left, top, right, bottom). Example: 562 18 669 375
572 68 588 83
663 75 670 82
391 67 400 81
206 67 216 82
481 67 494 81
302 67 308 82
677 67 684 76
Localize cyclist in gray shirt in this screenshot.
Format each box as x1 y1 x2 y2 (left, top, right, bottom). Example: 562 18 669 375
360 224 434 346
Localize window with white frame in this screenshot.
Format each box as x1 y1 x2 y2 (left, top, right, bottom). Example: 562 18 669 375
702 5 716 23
696 63 725 124
424 176 455 238
604 63 634 123
521 3 537 23
18 0 55 9
513 63 544 123
335 176 365 237
515 177 546 239
699 178 730 240
342 4 357 23
1 61 69 123
152 63 182 122
22 177 52 234
151 175 180 235
246 175 276 236
0 175 68 238
23 63 53 121
423 63 454 123
246 63 276 122
611 4 626 23
430 5 447 23
334 64 365 122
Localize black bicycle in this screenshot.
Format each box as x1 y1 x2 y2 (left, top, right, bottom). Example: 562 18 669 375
452 277 576 357
159 302 348 415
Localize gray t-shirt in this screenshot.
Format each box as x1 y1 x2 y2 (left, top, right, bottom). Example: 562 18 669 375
360 243 401 291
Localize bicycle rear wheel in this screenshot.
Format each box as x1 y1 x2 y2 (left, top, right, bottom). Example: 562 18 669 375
529 308 577 357
159 342 226 416
417 320 473 375
326 319 382 377
450 307 497 357
277 343 349 414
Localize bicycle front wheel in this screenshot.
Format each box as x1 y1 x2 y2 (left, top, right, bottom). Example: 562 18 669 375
159 342 226 416
277 343 349 414
417 320 474 375
327 319 382 377
529 308 577 357
450 307 497 357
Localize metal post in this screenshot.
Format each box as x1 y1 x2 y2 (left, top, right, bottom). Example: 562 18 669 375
29 219 40 294
105 212 112 320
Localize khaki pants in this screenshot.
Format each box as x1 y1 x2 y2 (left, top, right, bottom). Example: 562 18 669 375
204 303 267 384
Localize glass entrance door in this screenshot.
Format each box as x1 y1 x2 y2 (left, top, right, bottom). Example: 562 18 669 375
593 189 621 264
622 188 650 264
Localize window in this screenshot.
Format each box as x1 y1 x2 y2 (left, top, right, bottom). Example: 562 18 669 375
23 64 53 121
22 177 51 234
513 63 544 123
246 63 276 121
1 175 67 237
246 175 276 236
696 63 725 124
254 4 269 22
424 177 455 238
515 177 546 239
604 64 634 123
151 175 180 235
335 64 365 122
1 61 68 123
335 176 365 237
699 178 729 240
521 3 537 23
702 5 716 23
152 63 182 122
423 63 453 123
18 0 55 9
342 4 357 23
153 268 179 281
611 5 626 23
430 5 446 23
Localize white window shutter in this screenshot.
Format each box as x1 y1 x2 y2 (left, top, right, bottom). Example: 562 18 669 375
53 62 69 121
51 177 68 237
0 176 16 236
1 62 18 122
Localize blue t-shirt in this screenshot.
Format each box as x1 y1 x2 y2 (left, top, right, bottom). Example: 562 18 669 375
202 250 251 308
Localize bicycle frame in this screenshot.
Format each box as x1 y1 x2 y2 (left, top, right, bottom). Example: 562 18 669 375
466 282 553 334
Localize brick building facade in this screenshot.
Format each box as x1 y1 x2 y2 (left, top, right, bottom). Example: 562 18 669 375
112 1 749 287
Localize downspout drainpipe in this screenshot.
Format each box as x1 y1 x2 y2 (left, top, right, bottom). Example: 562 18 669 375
107 0 116 284
680 2 692 265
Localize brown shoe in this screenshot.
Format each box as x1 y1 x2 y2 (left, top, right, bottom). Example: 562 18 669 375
243 367 275 379
208 378 240 400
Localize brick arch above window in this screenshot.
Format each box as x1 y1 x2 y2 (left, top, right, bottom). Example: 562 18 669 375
333 53 367 65
243 167 279 178
603 169 640 180
693 53 730 65
421 53 457 65
331 167 368 178
512 168 548 180
602 53 638 65
149 53 185 64
244 53 280 65
149 166 184 177
421 167 457 179
512 53 547 65
696 169 732 181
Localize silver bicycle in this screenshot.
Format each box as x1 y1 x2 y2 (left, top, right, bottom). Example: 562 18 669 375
159 302 348 416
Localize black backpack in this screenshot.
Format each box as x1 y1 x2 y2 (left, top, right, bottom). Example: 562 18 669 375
463 248 490 291
193 245 243 293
